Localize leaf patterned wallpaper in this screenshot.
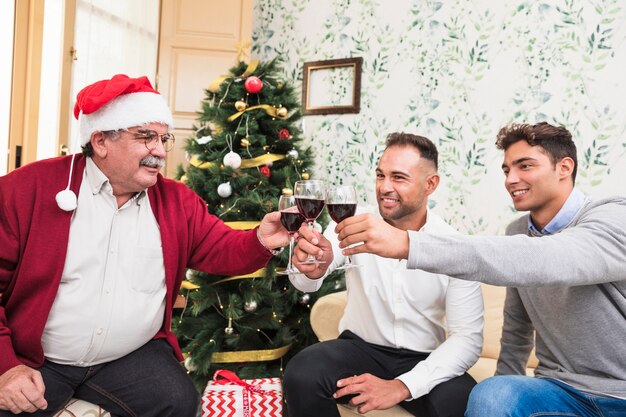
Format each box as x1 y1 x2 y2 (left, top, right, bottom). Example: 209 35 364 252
252 0 626 234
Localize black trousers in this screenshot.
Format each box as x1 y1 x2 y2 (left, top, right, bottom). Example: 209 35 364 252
0 339 199 417
283 330 476 417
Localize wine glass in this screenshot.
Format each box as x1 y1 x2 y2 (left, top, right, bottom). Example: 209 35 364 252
294 180 326 265
326 185 359 269
276 195 306 275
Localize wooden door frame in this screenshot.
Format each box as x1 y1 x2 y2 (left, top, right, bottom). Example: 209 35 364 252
8 0 44 170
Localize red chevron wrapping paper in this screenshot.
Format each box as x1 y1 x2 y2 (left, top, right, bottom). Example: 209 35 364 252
201 370 282 417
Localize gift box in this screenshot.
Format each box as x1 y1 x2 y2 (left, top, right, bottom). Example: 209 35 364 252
201 369 282 417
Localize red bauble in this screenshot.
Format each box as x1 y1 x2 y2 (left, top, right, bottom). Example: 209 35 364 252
278 128 291 140
260 165 271 178
244 76 263 94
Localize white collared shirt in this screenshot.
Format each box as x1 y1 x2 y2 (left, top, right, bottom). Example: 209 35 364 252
290 208 484 399
41 157 166 366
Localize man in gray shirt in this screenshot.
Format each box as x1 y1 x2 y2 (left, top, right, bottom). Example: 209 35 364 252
324 122 626 416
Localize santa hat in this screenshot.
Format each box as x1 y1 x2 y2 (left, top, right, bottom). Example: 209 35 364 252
74 74 173 146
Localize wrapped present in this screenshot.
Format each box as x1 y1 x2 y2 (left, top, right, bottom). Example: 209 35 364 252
201 369 282 417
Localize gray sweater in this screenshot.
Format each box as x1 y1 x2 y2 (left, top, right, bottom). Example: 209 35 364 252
407 196 626 398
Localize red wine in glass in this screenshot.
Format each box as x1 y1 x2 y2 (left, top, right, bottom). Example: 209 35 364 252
295 198 325 221
327 203 357 223
326 185 359 270
280 211 306 232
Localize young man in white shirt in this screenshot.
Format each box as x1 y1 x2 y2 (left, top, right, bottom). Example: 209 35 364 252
283 133 484 417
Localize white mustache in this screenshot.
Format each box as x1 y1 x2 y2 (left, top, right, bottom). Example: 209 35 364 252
140 155 165 168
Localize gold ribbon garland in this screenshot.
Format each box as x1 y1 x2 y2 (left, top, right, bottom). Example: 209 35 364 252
180 280 200 290
189 154 286 170
208 60 260 93
227 104 289 122
209 268 266 286
235 40 252 62
226 221 260 230
211 343 292 363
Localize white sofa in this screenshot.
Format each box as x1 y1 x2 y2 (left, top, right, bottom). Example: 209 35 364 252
309 284 538 417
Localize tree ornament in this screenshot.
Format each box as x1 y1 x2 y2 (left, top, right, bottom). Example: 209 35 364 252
184 356 197 372
299 293 311 305
240 138 250 147
223 151 242 169
287 149 299 159
244 300 258 313
185 269 194 280
302 172 310 180
180 175 188 184
196 135 212 145
282 188 293 196
225 317 234 335
276 107 288 118
217 182 232 198
276 81 284 89
244 76 263 93
278 128 291 140
260 165 271 178
235 100 247 111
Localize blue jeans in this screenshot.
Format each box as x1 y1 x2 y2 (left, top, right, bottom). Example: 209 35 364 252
0 339 199 417
465 375 626 417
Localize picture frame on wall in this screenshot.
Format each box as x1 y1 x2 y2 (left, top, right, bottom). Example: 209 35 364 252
301 57 362 115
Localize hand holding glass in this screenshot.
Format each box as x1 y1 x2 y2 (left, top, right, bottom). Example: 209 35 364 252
294 180 326 265
326 185 359 269
276 195 306 275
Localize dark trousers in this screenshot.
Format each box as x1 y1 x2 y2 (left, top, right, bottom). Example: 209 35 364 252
0 339 199 417
283 331 476 417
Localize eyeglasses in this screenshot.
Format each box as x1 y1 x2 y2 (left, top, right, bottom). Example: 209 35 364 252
109 129 176 152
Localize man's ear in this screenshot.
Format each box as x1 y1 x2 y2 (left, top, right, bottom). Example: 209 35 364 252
90 131 108 158
424 173 440 197
558 157 575 181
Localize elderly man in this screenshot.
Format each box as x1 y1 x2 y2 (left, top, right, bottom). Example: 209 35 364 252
0 75 288 416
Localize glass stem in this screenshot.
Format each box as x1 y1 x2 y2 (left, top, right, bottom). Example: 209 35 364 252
287 234 295 271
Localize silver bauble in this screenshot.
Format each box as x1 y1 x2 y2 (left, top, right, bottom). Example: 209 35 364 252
184 356 197 372
299 293 311 305
287 149 299 159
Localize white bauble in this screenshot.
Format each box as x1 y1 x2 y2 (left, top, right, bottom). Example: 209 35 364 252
287 149 299 159
244 300 258 312
185 269 194 280
223 151 242 169
217 182 232 198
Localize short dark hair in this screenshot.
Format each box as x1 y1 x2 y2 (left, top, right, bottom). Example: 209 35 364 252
81 142 94 157
496 122 578 183
385 132 438 171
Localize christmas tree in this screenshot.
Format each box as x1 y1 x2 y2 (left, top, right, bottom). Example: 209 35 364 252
175 59 344 389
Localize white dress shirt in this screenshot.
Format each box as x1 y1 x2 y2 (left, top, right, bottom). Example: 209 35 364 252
41 157 166 366
290 208 484 399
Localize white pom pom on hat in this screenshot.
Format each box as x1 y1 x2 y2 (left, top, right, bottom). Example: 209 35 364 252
73 74 173 146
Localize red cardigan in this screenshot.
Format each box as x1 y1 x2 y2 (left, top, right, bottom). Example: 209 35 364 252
0 154 272 375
